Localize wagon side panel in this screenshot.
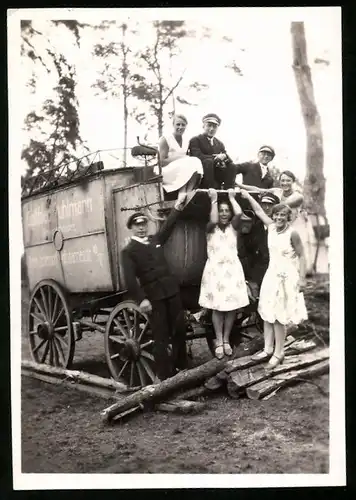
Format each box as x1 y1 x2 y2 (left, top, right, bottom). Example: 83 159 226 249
113 181 162 290
56 178 113 292
22 193 65 290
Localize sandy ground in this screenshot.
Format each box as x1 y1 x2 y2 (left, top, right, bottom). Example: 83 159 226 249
20 276 329 474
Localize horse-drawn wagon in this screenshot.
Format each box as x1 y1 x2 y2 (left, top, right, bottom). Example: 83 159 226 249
21 144 262 388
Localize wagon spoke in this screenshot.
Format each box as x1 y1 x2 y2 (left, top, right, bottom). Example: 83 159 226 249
32 338 46 354
54 325 68 333
139 357 156 382
123 309 133 335
39 341 50 363
51 339 59 367
30 310 44 323
49 340 54 365
40 287 50 320
141 350 155 362
54 337 66 366
109 335 125 345
129 362 135 386
138 321 149 342
53 306 65 327
136 360 146 387
33 298 47 321
140 339 154 349
132 310 139 338
47 286 53 320
29 330 37 335
113 318 128 338
51 293 59 323
117 360 129 379
54 333 68 349
110 352 121 360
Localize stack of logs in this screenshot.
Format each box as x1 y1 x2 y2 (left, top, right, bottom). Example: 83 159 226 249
100 335 329 423
22 335 329 425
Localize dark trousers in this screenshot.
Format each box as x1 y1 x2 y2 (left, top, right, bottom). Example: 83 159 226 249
200 159 236 189
150 293 187 380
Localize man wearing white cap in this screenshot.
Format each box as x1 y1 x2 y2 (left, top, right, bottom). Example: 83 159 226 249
187 113 237 189
235 145 275 190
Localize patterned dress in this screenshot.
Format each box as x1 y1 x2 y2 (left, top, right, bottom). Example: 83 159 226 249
155 134 203 193
258 224 308 325
199 224 249 312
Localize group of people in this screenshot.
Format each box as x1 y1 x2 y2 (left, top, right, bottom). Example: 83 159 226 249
122 112 309 382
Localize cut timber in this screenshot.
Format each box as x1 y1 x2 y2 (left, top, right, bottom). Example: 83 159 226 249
22 359 130 393
204 375 224 391
101 355 236 423
155 399 206 414
226 347 329 398
246 359 329 400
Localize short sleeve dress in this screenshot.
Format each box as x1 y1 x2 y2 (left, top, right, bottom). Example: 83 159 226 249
199 223 250 312
258 224 308 326
155 134 203 193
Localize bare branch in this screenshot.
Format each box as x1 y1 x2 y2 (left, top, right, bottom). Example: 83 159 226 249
162 71 186 105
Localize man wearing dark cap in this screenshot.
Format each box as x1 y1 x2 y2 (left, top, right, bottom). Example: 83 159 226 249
187 113 237 189
238 191 280 293
121 193 190 381
235 145 275 189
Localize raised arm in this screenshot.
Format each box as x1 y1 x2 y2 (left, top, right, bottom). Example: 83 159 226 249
283 191 304 209
227 188 242 230
234 181 275 194
156 192 190 245
205 188 219 232
290 229 306 290
240 189 273 226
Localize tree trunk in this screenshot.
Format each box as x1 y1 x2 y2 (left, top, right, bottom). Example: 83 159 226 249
246 359 329 400
121 23 128 167
101 355 236 423
290 22 326 217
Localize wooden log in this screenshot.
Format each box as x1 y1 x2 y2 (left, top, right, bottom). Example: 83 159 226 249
21 359 130 393
246 359 329 400
227 347 329 396
175 386 209 401
100 355 236 423
155 399 206 414
204 375 224 391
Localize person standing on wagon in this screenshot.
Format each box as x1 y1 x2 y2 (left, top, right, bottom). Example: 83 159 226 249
121 193 190 381
240 189 308 371
187 113 237 189
199 188 250 359
234 145 275 189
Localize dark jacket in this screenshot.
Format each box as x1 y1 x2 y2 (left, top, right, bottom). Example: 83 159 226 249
121 208 181 303
235 161 274 189
238 219 269 287
187 134 233 164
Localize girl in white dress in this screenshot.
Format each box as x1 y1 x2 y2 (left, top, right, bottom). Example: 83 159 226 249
157 114 203 199
199 188 250 359
240 190 308 371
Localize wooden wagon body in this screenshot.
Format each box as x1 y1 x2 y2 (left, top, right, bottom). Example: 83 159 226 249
22 152 262 388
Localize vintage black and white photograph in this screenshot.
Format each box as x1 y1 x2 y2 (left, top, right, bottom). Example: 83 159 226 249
9 6 344 489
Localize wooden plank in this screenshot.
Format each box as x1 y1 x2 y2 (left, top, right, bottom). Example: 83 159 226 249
245 360 329 400
226 347 329 397
155 400 206 414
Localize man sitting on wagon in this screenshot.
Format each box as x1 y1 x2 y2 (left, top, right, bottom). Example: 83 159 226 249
187 113 237 190
121 193 192 382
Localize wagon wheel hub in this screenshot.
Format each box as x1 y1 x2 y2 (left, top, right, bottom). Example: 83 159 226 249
37 321 55 340
118 338 141 362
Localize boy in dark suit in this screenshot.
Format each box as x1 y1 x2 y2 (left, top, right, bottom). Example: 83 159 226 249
121 193 190 381
187 113 236 189
235 145 275 189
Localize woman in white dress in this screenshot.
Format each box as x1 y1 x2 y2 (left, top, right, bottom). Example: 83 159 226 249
199 188 250 359
240 190 308 371
157 114 203 199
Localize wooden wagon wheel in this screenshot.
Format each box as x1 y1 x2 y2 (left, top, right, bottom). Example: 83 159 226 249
28 279 75 368
105 301 157 388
